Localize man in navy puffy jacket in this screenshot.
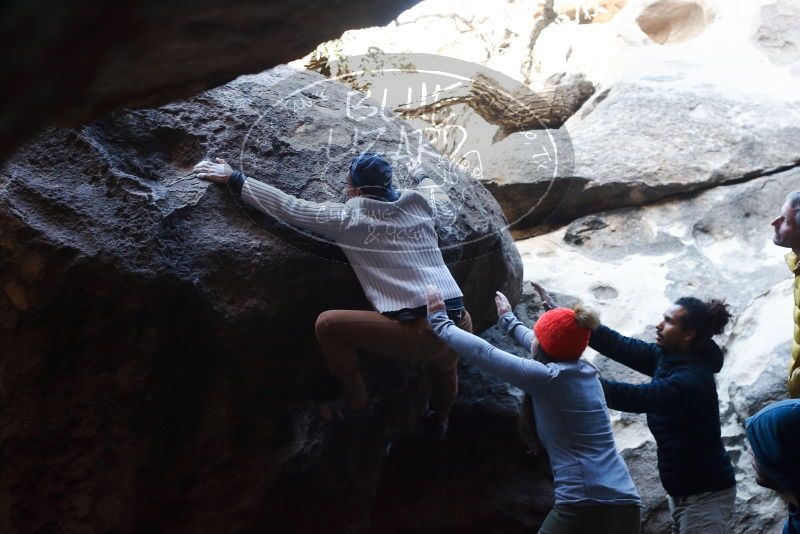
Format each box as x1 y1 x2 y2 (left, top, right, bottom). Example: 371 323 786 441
588 297 736 533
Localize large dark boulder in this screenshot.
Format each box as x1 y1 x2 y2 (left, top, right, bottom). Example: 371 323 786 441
1 0 418 163
0 68 525 532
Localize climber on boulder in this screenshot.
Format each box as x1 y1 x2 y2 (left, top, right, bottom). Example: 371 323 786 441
426 285 641 534
193 153 471 439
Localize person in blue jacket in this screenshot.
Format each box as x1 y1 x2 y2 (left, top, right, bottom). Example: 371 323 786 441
746 399 800 534
577 293 737 533
427 286 641 533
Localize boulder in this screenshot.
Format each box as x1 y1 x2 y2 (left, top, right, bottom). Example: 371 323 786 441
0 67 524 533
481 74 800 235
621 442 671 532
466 0 800 234
297 0 800 236
0 0 418 163
368 360 555 534
729 344 792 425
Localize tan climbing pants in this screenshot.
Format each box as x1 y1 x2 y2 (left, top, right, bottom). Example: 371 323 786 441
315 309 472 420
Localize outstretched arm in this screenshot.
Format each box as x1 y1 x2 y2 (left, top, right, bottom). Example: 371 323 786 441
494 291 535 349
601 370 701 415
193 158 350 238
526 281 659 375
589 325 660 377
426 287 554 392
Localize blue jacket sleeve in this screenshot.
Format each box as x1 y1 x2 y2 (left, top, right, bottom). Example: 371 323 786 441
428 310 555 392
589 325 660 377
600 369 701 415
498 311 534 350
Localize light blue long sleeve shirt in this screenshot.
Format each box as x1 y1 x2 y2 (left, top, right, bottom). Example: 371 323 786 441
428 310 640 506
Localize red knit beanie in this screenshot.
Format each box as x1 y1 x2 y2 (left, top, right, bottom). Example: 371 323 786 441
533 308 590 361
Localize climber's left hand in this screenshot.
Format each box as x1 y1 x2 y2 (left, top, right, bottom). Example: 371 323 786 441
193 158 233 184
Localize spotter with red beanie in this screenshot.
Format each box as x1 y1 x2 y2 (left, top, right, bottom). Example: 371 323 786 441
426 285 641 534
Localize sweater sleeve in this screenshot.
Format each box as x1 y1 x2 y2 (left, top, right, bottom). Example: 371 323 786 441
415 177 456 230
600 370 701 415
498 311 535 350
238 175 350 239
428 310 555 391
229 171 246 196
589 325 660 377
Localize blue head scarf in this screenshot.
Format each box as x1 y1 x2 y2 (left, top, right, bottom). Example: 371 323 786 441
349 153 400 202
746 399 800 497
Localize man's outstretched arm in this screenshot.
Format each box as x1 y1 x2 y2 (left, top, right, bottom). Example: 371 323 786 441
589 325 660 377
601 371 700 415
194 158 349 238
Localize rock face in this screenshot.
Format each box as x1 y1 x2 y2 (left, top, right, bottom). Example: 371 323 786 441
754 0 800 78
483 75 800 234
300 0 559 88
295 0 800 235
479 0 800 235
515 168 800 533
0 68 525 533
555 0 629 24
0 0 418 163
6 0 800 531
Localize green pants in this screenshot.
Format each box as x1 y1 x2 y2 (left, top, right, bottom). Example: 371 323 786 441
539 503 641 534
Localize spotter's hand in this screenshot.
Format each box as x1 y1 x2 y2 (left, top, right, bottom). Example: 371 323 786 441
426 285 446 314
531 282 555 311
495 291 512 316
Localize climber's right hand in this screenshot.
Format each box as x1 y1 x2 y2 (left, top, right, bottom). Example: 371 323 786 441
193 158 233 184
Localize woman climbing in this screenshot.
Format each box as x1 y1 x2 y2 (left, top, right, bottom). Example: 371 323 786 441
426 285 641 534
193 153 471 438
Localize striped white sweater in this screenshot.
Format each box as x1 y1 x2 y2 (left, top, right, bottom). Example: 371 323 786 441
240 177 463 312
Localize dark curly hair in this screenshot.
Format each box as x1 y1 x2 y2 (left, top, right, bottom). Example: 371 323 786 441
674 297 731 348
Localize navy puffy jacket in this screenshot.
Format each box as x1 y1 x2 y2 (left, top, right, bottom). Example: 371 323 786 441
589 325 735 497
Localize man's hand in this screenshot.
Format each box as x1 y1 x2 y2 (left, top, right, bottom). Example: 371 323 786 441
531 282 556 311
495 291 512 316
193 158 234 184
426 285 446 314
